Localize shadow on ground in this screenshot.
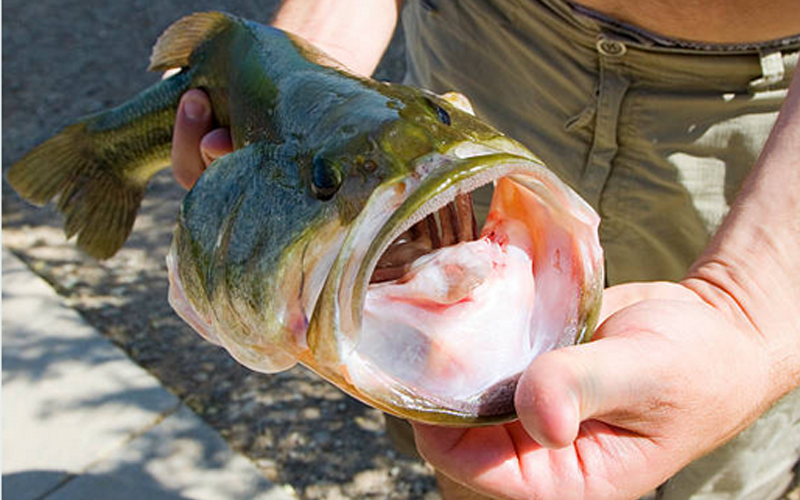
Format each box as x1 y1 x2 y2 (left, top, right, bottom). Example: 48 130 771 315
5 470 191 500
3 1 437 499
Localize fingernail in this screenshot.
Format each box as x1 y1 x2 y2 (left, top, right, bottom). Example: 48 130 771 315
183 95 209 121
201 148 215 168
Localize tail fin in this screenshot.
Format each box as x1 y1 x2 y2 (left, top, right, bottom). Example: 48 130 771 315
8 119 151 259
7 12 236 259
7 71 193 259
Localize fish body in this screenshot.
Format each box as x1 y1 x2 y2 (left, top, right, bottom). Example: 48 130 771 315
7 12 604 425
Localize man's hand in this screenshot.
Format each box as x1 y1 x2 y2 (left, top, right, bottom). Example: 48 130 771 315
413 281 774 500
414 71 800 500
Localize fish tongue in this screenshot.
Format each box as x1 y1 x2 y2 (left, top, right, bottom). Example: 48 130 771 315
360 232 536 402
396 237 495 304
370 193 477 283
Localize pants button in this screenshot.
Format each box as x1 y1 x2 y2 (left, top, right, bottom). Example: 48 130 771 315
596 37 627 57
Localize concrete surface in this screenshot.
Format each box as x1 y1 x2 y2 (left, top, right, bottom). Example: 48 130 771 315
2 247 298 500
2 3 434 499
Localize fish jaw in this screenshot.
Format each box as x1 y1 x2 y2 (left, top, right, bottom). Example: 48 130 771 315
167 215 349 374
306 147 604 425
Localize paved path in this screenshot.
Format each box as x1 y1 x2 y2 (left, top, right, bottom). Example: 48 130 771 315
2 248 298 500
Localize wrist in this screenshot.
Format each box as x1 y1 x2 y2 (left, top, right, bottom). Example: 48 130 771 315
685 72 800 403
272 0 402 76
685 246 800 401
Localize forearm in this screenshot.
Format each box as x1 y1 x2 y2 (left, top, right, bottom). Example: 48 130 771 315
272 0 403 76
686 71 800 400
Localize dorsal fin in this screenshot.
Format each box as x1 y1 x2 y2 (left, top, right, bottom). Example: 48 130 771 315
149 11 235 72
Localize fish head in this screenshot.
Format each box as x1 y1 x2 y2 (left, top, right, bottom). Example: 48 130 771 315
301 83 604 425
166 80 489 375
169 76 603 425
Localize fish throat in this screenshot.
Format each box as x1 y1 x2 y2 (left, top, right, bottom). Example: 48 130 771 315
362 184 531 419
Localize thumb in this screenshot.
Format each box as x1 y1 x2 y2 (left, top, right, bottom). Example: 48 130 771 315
514 333 657 449
514 284 699 449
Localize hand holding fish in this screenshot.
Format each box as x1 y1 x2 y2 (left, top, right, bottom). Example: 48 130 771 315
412 281 775 499
413 72 800 499
168 0 401 187
171 90 231 189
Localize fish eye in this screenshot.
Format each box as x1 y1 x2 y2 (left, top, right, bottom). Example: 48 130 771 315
436 105 452 126
424 97 451 126
311 156 342 201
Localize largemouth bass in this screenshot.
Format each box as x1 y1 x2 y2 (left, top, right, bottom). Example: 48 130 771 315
7 12 603 425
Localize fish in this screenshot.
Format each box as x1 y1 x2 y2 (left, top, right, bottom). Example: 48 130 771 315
7 12 604 425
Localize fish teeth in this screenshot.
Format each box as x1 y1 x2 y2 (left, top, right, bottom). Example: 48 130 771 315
370 192 478 283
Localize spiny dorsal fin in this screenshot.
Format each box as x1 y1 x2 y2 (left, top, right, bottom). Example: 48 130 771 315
149 11 235 72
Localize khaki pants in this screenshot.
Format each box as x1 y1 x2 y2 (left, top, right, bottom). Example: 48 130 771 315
389 0 800 498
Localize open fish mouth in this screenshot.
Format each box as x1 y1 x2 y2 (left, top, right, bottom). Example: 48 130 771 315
308 144 604 425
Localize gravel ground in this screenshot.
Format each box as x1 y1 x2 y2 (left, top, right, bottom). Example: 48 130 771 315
3 2 798 500
3 2 436 500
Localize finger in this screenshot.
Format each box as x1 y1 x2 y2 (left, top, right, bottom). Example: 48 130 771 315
172 89 212 189
515 308 673 449
415 416 665 500
199 128 233 166
413 423 541 498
